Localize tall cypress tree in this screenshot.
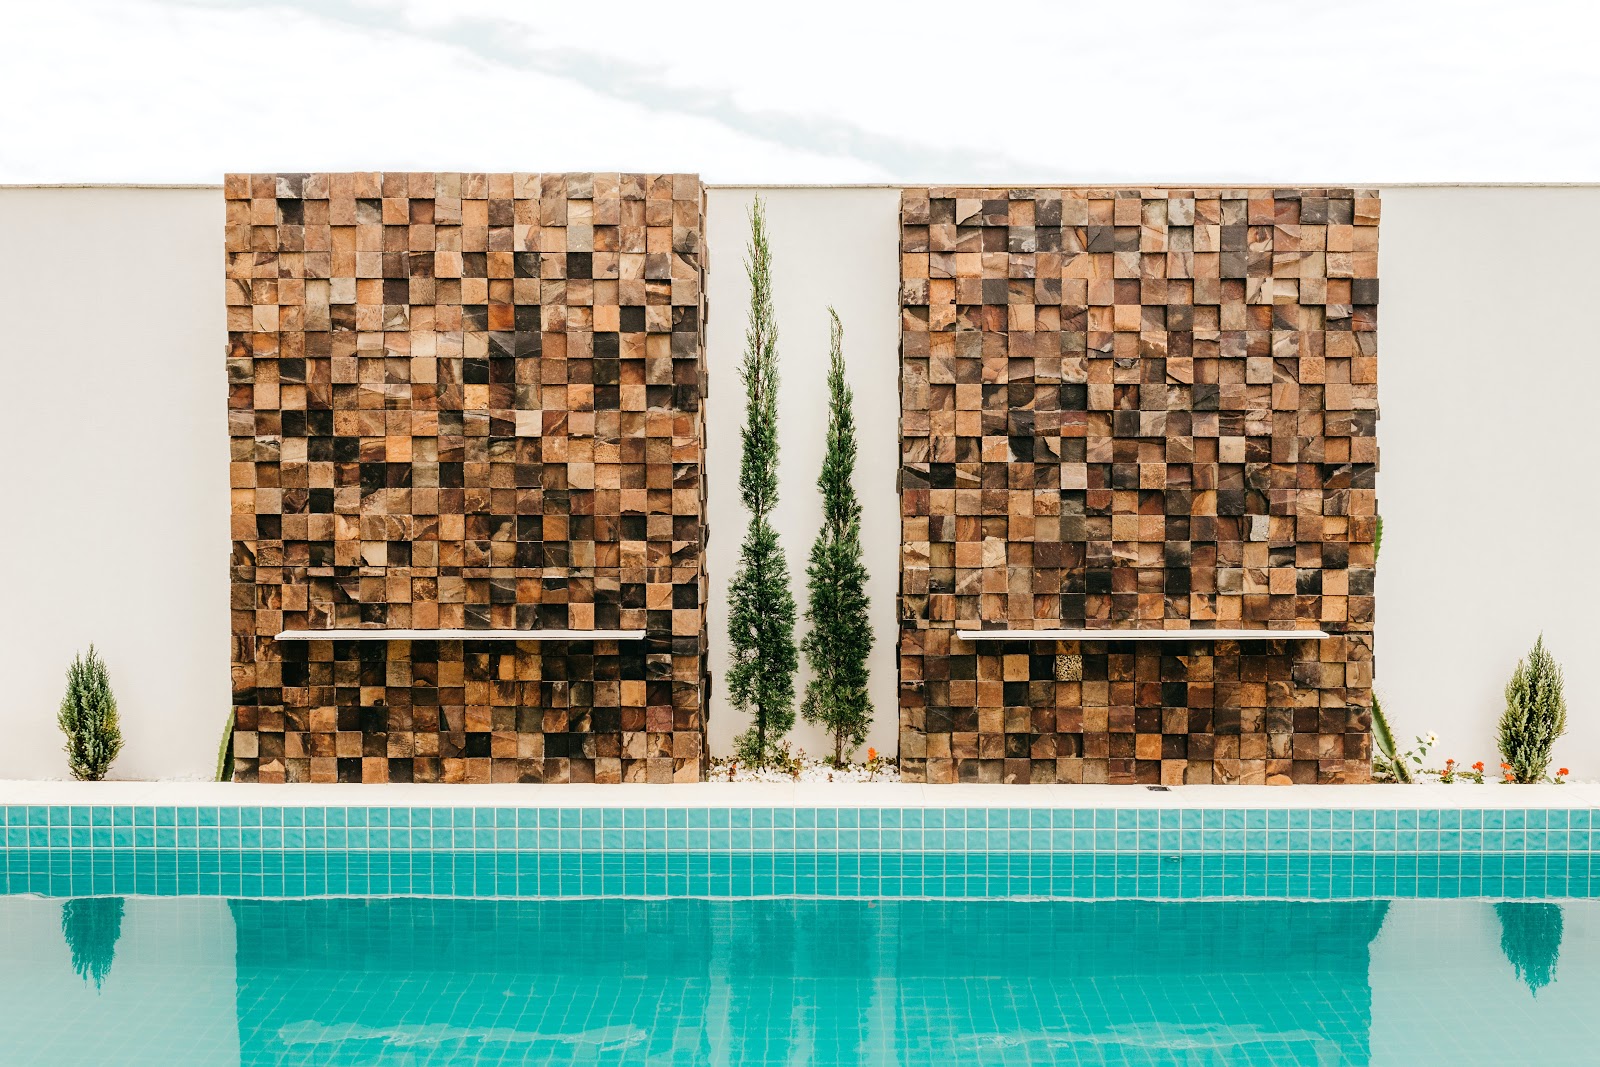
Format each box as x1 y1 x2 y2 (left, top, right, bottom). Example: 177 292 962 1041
728 197 797 767
801 309 873 764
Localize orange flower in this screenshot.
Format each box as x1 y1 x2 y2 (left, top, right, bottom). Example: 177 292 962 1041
1559 768 1570 777
1500 762 1511 770
867 748 878 762
1472 761 1484 773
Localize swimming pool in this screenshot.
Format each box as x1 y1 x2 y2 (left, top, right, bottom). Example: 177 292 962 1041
1 895 1596 1065
3 795 1597 1064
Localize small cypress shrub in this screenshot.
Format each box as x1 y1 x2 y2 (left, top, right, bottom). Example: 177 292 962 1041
58 645 123 781
1498 635 1567 783
801 309 873 764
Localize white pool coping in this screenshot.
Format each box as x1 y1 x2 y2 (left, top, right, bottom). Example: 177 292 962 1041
0 779 1594 809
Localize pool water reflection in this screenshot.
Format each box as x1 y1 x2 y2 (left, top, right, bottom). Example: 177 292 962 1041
0 896 1595 1065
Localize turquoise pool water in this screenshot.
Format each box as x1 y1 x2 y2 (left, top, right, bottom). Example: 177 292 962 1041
1 896 1597 1066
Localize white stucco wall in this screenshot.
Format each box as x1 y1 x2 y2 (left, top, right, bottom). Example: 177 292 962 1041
0 187 229 781
704 188 903 760
1376 187 1600 775
0 183 1595 779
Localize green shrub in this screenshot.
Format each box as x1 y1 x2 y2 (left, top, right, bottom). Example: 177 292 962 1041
728 197 798 767
1498 636 1567 783
58 645 123 781
801 308 873 765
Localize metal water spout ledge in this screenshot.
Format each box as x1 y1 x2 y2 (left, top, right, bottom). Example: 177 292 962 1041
955 628 1332 642
275 629 646 641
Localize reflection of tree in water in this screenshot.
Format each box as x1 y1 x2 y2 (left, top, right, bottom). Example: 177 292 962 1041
60 897 126 990
1495 902 1563 995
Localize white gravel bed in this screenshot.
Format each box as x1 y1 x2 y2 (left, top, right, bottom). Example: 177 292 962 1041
706 756 900 784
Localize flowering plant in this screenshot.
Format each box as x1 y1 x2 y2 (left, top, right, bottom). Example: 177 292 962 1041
1382 731 1566 786
862 747 894 780
1429 758 1486 785
1388 731 1437 779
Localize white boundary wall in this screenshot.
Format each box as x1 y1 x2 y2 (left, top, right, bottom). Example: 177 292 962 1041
703 188 903 760
1 184 1595 779
0 187 229 780
1375 187 1600 776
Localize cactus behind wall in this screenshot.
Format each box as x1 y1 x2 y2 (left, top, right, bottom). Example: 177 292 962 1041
58 645 123 781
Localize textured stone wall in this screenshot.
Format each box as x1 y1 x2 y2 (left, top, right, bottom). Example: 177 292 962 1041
898 187 1378 785
226 172 708 783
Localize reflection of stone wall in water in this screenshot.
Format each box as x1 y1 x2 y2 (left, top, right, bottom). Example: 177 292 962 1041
229 899 720 1065
891 900 1389 1065
227 898 1388 1065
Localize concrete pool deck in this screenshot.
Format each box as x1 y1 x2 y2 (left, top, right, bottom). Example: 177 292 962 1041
2 779 1595 809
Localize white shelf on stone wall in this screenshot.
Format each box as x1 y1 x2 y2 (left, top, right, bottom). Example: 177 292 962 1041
954 628 1331 642
274 628 647 642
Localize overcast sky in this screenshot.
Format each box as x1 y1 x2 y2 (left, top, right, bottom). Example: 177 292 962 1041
8 0 1599 184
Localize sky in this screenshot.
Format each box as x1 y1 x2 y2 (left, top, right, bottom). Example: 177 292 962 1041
6 0 1599 184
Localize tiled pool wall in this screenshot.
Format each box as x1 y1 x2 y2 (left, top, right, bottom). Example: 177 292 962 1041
4 805 1598 900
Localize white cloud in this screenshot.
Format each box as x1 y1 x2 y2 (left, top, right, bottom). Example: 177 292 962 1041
4 0 1598 183
0 0 886 183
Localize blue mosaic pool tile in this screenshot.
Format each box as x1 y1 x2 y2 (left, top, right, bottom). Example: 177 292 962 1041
3 805 1597 899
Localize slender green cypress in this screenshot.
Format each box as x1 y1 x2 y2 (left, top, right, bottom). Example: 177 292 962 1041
728 198 797 767
801 309 873 764
58 645 123 781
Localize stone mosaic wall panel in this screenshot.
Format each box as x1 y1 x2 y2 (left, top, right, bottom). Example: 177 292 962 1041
226 172 708 784
898 187 1378 785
